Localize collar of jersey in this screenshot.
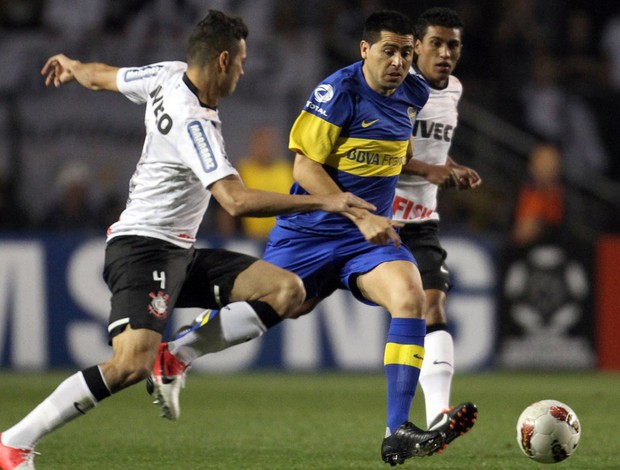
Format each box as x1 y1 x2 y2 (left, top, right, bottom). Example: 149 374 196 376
183 73 218 110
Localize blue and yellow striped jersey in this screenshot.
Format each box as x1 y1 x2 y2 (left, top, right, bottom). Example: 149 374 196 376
277 61 429 234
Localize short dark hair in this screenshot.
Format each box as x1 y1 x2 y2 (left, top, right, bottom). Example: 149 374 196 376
414 7 463 40
186 10 249 66
362 10 414 45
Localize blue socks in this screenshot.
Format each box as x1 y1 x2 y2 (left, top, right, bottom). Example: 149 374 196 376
384 317 426 434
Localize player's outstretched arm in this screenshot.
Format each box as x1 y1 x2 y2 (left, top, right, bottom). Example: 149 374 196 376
210 174 375 219
292 154 402 246
41 54 119 92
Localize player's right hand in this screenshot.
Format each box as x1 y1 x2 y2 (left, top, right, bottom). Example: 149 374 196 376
422 164 459 189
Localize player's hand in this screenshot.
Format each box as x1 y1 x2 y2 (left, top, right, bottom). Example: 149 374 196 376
41 54 78 87
322 192 376 215
422 164 460 189
353 212 403 247
450 165 482 190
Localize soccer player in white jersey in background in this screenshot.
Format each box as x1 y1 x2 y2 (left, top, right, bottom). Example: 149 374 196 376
393 7 482 431
0 10 375 470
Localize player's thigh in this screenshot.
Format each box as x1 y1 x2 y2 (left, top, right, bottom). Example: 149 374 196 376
229 259 305 305
356 260 424 317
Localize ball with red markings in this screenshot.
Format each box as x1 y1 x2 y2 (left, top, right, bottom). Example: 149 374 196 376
516 399 581 464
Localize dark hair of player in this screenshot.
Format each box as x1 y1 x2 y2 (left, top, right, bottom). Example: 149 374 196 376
186 9 249 67
414 7 464 40
362 10 414 46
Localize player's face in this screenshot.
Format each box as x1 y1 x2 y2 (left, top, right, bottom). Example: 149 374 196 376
222 39 247 97
415 25 462 88
361 31 414 96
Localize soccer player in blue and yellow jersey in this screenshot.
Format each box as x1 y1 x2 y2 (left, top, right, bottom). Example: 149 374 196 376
153 9 475 465
263 10 440 464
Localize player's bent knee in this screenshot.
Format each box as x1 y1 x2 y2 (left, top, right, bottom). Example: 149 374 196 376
385 291 425 318
273 272 306 318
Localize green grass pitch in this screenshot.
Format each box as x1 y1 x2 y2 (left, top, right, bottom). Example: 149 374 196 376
1 371 618 469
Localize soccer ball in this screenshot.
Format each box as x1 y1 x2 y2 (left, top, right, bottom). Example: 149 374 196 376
516 400 581 464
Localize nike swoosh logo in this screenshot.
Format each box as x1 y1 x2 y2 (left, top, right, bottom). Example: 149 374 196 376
361 119 379 128
428 413 450 431
414 354 424 360
74 402 86 415
433 360 453 367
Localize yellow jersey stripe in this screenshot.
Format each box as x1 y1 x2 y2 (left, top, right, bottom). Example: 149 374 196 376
384 343 425 368
328 137 407 176
289 111 341 162
290 111 408 177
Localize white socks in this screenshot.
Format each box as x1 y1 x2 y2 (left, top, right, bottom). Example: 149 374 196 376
168 301 269 365
2 371 99 449
419 330 454 428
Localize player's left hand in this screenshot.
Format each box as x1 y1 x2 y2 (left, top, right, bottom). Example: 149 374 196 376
323 192 376 215
352 212 403 247
450 165 482 190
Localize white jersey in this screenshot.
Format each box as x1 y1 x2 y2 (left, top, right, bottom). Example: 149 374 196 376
107 61 238 248
393 74 462 224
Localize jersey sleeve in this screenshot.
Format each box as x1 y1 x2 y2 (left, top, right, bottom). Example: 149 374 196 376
116 62 169 104
177 118 239 188
289 81 352 164
289 111 342 164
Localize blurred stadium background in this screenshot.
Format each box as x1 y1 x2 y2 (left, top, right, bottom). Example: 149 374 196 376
0 0 619 375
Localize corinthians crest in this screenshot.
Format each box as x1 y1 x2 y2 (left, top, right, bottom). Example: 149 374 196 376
148 291 170 319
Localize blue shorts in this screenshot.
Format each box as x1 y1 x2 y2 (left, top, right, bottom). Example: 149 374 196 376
263 225 417 306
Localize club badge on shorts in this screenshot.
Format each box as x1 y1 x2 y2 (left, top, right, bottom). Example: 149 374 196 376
148 291 170 319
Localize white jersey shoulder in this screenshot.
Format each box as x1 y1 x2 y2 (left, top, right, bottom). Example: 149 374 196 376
393 74 462 224
108 61 239 248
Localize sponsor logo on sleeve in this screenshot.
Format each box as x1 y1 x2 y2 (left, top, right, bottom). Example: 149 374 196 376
188 121 218 173
313 84 334 103
305 84 334 117
124 65 164 82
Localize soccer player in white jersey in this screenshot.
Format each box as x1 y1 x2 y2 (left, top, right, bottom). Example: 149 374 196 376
393 6 481 441
0 10 375 469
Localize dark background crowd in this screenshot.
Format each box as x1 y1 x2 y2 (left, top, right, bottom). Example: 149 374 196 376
0 0 619 253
